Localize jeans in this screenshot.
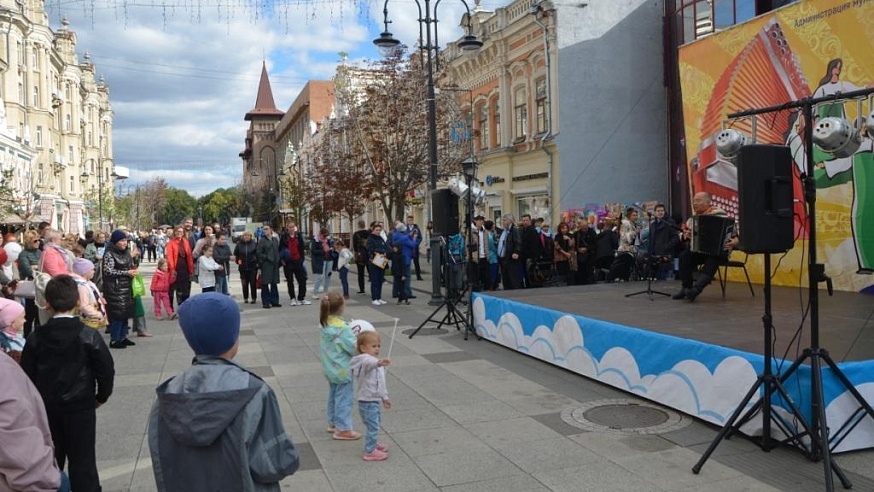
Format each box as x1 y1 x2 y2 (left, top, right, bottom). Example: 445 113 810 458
262 283 279 306
358 401 381 453
215 275 229 295
109 319 128 343
339 266 349 296
313 261 333 294
283 260 307 301
368 265 385 300
403 264 412 297
326 382 354 432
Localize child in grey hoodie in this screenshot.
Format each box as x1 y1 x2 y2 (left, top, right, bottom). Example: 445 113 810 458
350 330 392 461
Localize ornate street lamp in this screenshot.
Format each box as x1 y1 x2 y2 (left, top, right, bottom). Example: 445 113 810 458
373 0 483 305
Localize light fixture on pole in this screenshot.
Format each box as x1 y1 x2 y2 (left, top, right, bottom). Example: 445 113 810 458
373 0 483 306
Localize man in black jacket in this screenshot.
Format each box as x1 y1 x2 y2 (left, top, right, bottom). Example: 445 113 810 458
497 214 523 290
574 218 598 284
648 204 679 280
352 221 370 294
21 275 114 492
279 222 310 306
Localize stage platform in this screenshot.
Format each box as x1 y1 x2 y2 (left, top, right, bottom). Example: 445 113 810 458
471 279 874 452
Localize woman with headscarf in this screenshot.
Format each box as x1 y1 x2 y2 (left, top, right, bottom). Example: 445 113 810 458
102 230 138 349
165 225 195 308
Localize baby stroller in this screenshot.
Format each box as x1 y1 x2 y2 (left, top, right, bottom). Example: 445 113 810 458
528 259 559 287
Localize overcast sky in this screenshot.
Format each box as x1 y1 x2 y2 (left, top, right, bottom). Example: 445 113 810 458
45 0 502 197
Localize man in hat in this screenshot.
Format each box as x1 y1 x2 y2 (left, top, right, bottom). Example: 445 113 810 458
469 215 489 292
148 293 299 491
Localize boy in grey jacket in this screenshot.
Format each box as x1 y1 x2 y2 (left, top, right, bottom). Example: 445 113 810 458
148 293 299 491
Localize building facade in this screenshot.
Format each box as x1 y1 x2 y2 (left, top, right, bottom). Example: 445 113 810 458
0 4 115 233
444 0 559 224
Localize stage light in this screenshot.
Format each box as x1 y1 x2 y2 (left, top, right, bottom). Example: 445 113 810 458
813 117 862 158
470 185 486 205
715 129 750 162
447 177 469 197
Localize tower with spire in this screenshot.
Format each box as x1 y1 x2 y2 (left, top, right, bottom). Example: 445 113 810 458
240 62 284 200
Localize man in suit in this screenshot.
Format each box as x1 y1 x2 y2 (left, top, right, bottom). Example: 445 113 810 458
497 214 523 290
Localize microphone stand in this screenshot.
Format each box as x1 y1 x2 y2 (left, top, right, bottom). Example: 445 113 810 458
626 210 670 300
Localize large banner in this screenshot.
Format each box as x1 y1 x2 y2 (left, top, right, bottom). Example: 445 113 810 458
679 0 874 293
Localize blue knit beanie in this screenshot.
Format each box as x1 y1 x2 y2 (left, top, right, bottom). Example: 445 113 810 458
110 230 127 244
177 293 240 356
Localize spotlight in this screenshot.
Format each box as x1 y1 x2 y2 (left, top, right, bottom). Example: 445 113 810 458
447 177 469 197
813 117 862 158
716 129 750 162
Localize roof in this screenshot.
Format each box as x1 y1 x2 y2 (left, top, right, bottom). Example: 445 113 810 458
245 62 285 121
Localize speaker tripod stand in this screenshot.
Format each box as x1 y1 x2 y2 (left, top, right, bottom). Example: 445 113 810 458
692 255 850 486
409 248 472 339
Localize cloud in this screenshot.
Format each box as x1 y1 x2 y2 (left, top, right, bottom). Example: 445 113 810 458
46 0 501 198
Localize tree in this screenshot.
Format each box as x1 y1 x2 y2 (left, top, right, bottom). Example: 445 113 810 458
336 48 467 224
198 187 245 226
158 188 197 226
309 121 374 231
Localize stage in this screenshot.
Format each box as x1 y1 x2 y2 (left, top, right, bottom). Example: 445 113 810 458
471 279 874 452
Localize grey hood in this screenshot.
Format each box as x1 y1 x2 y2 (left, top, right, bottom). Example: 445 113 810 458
154 357 259 447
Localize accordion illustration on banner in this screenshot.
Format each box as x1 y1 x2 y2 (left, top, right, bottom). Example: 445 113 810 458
693 19 810 236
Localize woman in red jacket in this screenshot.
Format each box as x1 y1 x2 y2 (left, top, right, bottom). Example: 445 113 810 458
164 226 194 309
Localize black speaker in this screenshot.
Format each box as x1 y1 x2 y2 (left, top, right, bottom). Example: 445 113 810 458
736 144 795 254
431 189 460 236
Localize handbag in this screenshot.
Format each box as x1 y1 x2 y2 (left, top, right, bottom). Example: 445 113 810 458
370 253 388 269
131 274 146 297
34 271 53 310
255 272 263 289
13 280 36 300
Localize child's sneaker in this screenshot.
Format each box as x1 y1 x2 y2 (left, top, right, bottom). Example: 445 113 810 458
376 443 389 452
169 312 178 320
362 449 388 461
332 430 362 440
156 316 164 321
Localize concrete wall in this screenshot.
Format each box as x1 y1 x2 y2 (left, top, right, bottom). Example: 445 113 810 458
554 0 668 208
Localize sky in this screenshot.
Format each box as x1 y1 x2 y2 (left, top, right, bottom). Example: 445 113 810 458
44 0 504 197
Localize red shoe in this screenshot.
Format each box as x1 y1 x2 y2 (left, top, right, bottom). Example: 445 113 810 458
362 449 388 461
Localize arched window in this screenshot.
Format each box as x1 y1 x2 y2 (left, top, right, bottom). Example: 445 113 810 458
535 77 547 134
478 104 490 151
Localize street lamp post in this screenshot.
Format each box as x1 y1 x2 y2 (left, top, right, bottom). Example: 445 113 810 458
373 0 483 306
81 161 117 232
461 156 478 340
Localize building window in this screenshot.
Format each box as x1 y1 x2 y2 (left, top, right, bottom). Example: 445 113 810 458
65 114 71 132
32 86 39 107
535 77 547 134
31 49 37 68
36 126 43 147
18 83 24 104
16 41 22 65
493 98 501 147
514 87 527 141
479 105 490 151
70 176 74 193
68 145 74 164
88 131 92 146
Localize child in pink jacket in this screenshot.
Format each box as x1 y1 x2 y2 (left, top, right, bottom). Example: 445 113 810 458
150 259 175 320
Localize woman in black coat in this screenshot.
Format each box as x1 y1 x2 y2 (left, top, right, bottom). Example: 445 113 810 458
365 224 390 305
102 230 137 349
233 231 259 304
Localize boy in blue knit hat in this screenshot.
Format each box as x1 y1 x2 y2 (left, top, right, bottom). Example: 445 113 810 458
147 293 299 491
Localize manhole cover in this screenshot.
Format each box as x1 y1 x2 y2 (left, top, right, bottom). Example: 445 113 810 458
561 398 691 435
584 403 669 428
401 328 449 336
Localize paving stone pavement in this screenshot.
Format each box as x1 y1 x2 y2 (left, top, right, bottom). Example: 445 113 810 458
95 261 874 491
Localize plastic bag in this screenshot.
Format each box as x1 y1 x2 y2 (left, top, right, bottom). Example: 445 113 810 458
131 274 146 297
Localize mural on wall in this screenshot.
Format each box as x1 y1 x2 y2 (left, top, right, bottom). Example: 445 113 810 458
679 0 874 293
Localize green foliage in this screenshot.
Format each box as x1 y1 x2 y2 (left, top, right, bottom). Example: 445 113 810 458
159 187 197 226
198 186 245 225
